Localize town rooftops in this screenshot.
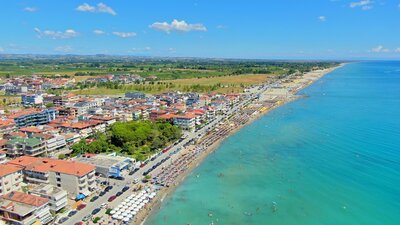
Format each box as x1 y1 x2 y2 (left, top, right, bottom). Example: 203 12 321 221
19 127 43 133
7 108 41 119
1 191 48 208
7 156 95 177
7 136 42 147
0 164 23 177
0 119 16 127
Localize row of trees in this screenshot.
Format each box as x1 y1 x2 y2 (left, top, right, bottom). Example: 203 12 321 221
71 120 182 161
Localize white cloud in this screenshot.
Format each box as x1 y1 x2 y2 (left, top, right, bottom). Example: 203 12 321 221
150 19 207 33
54 46 73 53
130 47 152 53
168 47 176 53
350 0 373 10
395 48 400 53
34 28 79 39
93 29 106 35
318 16 327 22
370 45 389 53
24 7 37 12
0 47 4 52
112 31 136 38
76 3 116 16
216 25 226 29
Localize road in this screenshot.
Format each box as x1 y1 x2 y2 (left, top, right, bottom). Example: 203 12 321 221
65 82 272 225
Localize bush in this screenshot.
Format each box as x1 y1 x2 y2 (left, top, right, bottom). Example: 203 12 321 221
58 154 66 160
93 217 101 223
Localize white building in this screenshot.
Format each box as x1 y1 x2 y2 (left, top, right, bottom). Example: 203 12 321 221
0 191 53 225
21 94 43 106
8 156 96 198
0 164 23 195
172 113 196 131
29 184 68 212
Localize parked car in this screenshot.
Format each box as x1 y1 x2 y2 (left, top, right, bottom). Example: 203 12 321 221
90 196 99 202
100 203 108 208
75 222 83 225
77 204 86 210
108 195 117 202
105 185 113 192
133 178 139 184
129 170 135 175
68 210 78 217
99 191 106 196
115 176 125 181
122 186 129 192
58 217 69 224
92 208 101 215
116 191 123 197
82 215 91 221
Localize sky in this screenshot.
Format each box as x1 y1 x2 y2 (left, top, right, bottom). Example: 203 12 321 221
0 0 399 59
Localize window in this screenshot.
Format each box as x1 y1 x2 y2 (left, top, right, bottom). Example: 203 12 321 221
57 183 61 187
56 178 61 182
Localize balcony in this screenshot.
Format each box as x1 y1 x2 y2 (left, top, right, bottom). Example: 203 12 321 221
26 176 49 184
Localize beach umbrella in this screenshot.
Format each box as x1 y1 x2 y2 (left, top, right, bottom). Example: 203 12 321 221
128 206 135 211
127 214 133 219
123 218 130 223
133 208 139 212
143 199 149 204
110 210 116 215
131 210 137 215
122 212 128 217
112 215 119 220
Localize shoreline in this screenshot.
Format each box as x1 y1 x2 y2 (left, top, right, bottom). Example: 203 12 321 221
132 64 344 225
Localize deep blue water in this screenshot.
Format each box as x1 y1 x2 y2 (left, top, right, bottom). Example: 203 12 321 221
145 62 400 225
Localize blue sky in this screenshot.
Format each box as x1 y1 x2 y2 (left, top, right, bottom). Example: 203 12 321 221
0 0 399 59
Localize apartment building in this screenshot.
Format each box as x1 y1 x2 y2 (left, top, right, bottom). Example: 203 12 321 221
5 136 46 157
9 108 58 128
21 94 43 106
0 164 23 195
0 191 53 225
8 156 96 198
28 184 68 212
172 113 196 131
0 119 17 139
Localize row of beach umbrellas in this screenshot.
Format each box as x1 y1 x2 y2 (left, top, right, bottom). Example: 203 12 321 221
109 191 157 223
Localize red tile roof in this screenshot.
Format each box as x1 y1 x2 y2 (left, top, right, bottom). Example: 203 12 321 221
2 191 48 207
0 164 23 177
8 156 95 177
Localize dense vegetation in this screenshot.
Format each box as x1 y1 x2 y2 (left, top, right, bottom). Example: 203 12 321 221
71 120 182 160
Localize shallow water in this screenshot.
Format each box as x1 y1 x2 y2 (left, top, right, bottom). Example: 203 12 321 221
145 62 400 225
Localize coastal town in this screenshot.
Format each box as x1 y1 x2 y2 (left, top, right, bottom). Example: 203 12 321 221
0 60 340 225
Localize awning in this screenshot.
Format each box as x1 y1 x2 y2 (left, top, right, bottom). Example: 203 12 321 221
81 189 91 196
75 193 85 201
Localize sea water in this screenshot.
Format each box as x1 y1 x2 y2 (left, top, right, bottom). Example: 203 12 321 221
145 62 400 225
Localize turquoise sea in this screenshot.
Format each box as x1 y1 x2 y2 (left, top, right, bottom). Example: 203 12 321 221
145 62 400 225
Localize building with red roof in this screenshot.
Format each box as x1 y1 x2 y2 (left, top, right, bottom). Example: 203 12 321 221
0 191 53 225
8 156 96 198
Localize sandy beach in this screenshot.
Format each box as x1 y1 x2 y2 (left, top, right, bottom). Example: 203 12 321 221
131 64 344 225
